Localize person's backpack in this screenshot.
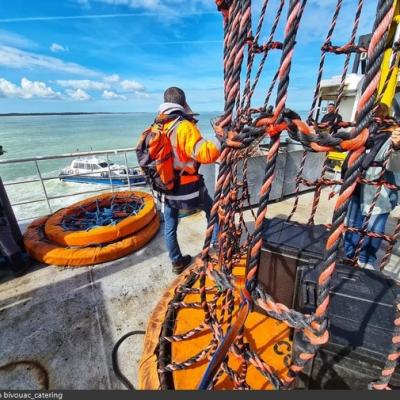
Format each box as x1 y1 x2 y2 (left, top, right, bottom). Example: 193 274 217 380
136 115 181 193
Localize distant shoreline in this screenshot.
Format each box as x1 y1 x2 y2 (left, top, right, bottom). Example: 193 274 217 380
0 112 137 117
0 111 221 117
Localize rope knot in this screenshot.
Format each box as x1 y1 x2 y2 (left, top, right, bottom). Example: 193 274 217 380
246 37 283 53
215 0 231 20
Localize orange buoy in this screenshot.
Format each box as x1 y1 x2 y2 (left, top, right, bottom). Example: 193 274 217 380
24 214 160 267
139 260 292 390
44 191 156 247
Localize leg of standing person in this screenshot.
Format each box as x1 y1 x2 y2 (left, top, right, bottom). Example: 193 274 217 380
344 195 364 259
163 203 182 262
361 212 389 267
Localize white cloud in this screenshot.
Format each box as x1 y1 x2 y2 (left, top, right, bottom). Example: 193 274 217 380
134 91 151 99
66 88 91 101
120 79 145 92
0 79 19 98
102 90 127 100
0 30 37 49
56 79 109 90
0 45 98 76
0 77 60 99
50 43 69 53
104 74 120 83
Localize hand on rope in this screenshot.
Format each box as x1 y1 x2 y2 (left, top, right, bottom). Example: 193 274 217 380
254 107 298 138
390 127 400 150
213 123 265 149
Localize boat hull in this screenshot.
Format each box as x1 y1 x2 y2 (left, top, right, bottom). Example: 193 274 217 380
59 175 146 186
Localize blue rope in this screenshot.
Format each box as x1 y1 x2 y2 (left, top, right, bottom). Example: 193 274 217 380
61 198 145 232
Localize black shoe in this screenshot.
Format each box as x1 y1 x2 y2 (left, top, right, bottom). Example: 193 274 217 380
172 255 192 275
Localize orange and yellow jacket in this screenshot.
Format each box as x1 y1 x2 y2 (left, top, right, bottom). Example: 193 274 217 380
162 115 220 208
164 118 220 182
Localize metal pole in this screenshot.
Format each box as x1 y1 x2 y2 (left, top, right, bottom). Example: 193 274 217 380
106 153 114 192
124 151 132 191
34 159 52 213
0 177 23 245
0 147 137 165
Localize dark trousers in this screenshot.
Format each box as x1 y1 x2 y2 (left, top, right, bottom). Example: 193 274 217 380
344 196 389 266
163 187 218 262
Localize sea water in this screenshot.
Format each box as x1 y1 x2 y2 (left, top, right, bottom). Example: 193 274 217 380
0 112 219 221
0 111 297 221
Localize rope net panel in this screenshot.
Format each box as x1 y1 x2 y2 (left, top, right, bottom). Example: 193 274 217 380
60 194 145 231
150 0 400 390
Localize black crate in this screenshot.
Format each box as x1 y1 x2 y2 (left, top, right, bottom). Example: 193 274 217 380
296 346 400 389
255 218 332 308
256 218 400 388
299 263 400 364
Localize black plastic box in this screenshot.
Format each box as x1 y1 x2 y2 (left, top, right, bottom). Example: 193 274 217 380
256 217 332 308
257 218 400 388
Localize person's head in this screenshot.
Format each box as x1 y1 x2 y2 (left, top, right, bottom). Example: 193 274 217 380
163 87 193 113
374 102 389 119
327 103 335 114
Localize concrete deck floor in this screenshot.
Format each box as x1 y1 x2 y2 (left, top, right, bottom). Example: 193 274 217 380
0 189 399 389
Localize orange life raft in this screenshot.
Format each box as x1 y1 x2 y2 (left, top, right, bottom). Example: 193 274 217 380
24 214 160 267
23 191 160 267
139 260 292 390
44 191 156 246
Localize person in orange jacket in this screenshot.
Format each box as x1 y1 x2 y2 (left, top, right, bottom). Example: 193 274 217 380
160 87 221 274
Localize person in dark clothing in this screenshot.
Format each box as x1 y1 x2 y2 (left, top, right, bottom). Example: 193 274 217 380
319 102 343 132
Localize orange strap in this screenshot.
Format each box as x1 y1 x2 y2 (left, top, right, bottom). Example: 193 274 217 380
180 174 200 185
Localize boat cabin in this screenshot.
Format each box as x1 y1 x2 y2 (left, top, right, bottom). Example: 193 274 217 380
70 157 115 171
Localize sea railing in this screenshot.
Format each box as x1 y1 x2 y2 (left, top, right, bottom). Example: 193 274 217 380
0 147 142 222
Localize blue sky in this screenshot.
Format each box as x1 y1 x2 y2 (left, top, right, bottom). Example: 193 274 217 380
0 0 378 113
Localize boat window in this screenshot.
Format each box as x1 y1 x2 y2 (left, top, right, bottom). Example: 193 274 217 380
99 162 109 168
92 164 100 170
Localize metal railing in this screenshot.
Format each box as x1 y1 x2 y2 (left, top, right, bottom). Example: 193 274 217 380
0 147 144 222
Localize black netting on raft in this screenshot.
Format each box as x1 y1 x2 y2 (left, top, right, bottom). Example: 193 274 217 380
154 0 400 391
61 194 145 231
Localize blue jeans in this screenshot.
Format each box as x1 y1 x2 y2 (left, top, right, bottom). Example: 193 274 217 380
163 187 219 262
344 196 389 266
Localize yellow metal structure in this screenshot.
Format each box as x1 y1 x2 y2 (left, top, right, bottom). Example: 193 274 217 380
378 1 400 109
329 1 400 169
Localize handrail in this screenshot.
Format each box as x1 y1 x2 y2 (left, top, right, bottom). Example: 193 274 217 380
0 147 136 164
0 147 143 221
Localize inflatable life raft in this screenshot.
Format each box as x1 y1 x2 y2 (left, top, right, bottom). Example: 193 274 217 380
23 191 159 267
139 259 292 390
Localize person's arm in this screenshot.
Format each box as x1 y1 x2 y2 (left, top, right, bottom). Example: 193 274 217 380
176 120 221 164
388 128 400 172
318 114 332 128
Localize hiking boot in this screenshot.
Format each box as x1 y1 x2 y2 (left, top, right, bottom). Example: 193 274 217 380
209 243 220 255
172 255 192 275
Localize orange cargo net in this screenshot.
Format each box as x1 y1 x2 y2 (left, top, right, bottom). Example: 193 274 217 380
139 259 292 390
